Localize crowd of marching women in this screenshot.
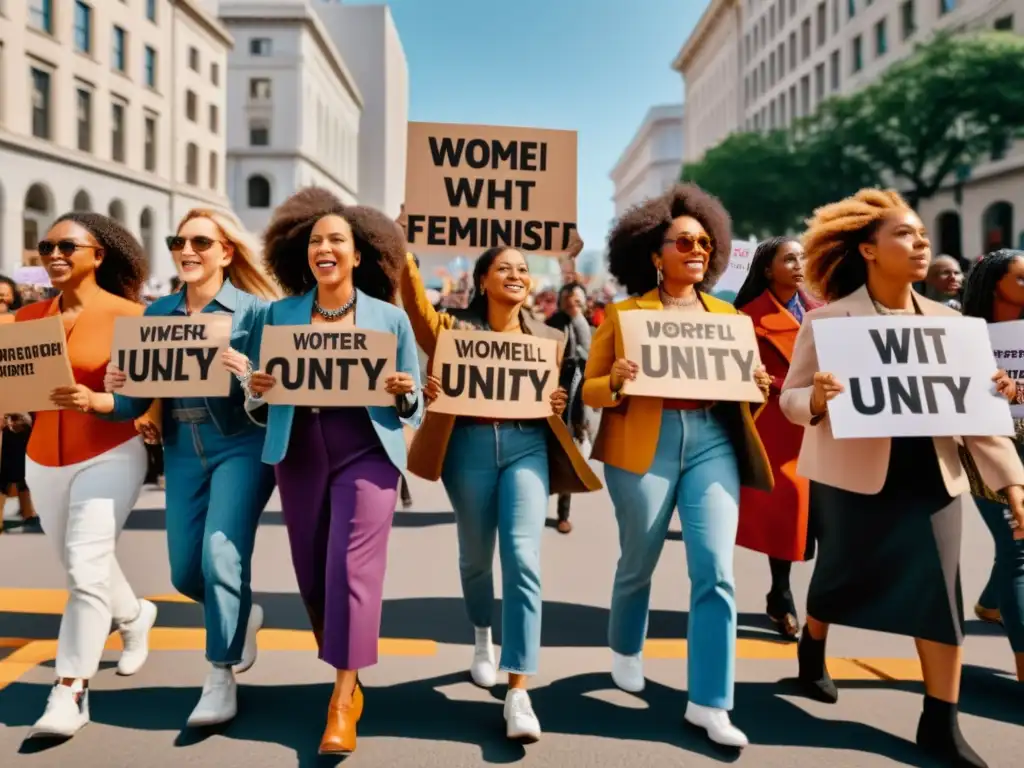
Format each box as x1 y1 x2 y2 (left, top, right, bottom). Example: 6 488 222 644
1 181 1022 768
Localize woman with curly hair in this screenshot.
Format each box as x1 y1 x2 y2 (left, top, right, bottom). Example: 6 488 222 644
734 237 823 639
959 249 1024 682
12 213 160 739
781 189 1024 767
398 220 601 742
242 188 422 755
67 207 280 728
582 183 773 748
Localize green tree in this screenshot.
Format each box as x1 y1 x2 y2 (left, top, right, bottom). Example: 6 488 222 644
820 31 1024 205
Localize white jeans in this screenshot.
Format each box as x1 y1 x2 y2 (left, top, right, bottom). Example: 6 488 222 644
26 437 148 679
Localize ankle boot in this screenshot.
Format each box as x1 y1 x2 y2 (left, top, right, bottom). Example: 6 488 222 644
797 630 838 703
915 695 987 767
319 682 363 755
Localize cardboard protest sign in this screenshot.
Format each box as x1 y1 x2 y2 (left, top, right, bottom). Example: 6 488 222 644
404 121 578 257
111 315 232 398
0 315 75 413
618 311 764 402
710 240 757 304
258 326 397 407
813 315 1013 438
429 330 558 418
987 320 1024 418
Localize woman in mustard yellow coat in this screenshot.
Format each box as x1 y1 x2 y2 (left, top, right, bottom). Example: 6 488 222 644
583 184 773 749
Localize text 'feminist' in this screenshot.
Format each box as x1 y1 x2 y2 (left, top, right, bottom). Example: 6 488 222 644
640 321 755 382
0 341 63 378
851 327 968 415
441 337 551 401
264 331 386 391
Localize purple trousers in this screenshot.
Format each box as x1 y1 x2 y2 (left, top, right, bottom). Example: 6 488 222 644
275 407 400 670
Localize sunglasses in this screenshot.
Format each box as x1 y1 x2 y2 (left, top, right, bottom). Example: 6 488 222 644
38 240 98 257
664 233 713 254
166 235 222 252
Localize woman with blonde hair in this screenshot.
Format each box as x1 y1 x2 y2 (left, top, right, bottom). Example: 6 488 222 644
67 206 280 729
781 188 1024 767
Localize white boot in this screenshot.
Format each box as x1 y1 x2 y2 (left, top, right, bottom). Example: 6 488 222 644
234 604 264 674
684 702 749 748
117 599 158 676
29 682 90 738
611 650 645 693
503 688 541 742
186 666 238 728
469 626 497 688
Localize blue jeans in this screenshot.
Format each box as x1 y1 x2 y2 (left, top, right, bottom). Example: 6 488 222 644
974 496 1024 652
605 407 740 710
164 416 276 665
441 421 549 675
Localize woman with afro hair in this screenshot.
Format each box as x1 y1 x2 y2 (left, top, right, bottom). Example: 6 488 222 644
582 183 774 749
959 249 1024 683
781 189 1024 767
242 188 423 756
14 213 160 739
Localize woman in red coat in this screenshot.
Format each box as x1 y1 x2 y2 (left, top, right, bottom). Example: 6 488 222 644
735 237 823 639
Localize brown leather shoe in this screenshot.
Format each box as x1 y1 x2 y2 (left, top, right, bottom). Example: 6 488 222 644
318 683 364 755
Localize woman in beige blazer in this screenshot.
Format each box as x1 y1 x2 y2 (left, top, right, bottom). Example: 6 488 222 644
781 189 1024 768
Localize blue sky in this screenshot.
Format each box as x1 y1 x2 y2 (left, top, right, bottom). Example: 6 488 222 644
347 0 704 253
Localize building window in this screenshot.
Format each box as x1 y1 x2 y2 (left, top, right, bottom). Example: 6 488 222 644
779 91 787 126
189 46 199 72
185 142 199 185
770 52 776 86
939 0 957 16
30 67 51 139
778 41 785 78
74 2 92 54
816 2 826 47
211 62 219 85
829 49 840 90
144 46 156 88
111 101 126 162
789 30 797 68
250 38 273 56
186 90 197 121
209 104 218 134
901 1 916 39
778 0 785 26
76 88 91 151
799 74 810 116
789 83 798 121
146 0 156 22
249 121 270 146
209 151 218 190
994 15 1013 30
144 115 157 171
832 0 840 33
800 17 811 59
249 78 271 100
247 175 272 208
814 62 825 101
29 0 52 33
790 0 796 16
848 0 856 19
875 19 888 56
851 35 863 72
112 26 126 72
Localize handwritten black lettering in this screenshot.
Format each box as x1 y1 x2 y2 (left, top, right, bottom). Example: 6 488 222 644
406 216 577 253
139 323 209 344
639 345 754 382
645 320 738 343
439 362 549 402
0 362 35 377
869 327 948 365
117 348 217 382
452 338 548 364
849 375 969 416
428 137 548 172
290 332 368 352
264 357 386 391
0 342 63 364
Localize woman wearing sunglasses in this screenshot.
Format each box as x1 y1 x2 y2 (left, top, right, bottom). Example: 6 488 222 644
65 208 280 729
582 184 773 749
13 213 160 739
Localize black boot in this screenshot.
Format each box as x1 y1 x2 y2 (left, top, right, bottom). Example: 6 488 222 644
797 630 838 703
916 696 987 767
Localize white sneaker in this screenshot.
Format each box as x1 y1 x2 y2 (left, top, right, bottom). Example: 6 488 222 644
503 688 541 742
684 702 749 748
611 650 645 693
186 666 238 727
469 626 497 688
234 604 264 674
117 599 158 676
29 682 90 738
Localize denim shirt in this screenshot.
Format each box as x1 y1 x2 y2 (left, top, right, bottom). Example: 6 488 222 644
106 280 271 440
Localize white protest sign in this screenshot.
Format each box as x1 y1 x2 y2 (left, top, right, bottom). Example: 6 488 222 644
710 240 756 304
812 315 1013 438
987 319 1024 418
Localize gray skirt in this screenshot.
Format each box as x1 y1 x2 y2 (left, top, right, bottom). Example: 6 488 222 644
807 437 965 646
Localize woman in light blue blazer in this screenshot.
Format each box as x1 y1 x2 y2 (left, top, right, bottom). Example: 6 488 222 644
240 189 422 756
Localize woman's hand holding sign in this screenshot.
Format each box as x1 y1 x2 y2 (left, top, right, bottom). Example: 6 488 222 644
221 348 252 379
609 358 638 392
384 372 416 396
809 372 844 417
422 374 441 405
992 369 1017 402
550 387 568 417
104 362 126 393
50 384 96 413
753 365 772 398
248 372 276 397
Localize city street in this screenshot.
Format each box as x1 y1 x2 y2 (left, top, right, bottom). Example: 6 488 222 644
0 466 1022 768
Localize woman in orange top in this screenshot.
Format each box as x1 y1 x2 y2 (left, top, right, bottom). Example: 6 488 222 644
14 213 160 740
